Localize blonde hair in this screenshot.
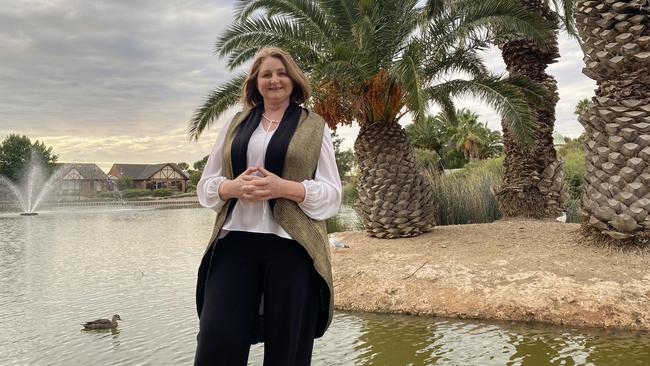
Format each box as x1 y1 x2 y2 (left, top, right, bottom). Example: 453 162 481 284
240 47 311 108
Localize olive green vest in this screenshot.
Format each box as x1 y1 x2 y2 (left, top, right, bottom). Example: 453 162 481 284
205 108 333 337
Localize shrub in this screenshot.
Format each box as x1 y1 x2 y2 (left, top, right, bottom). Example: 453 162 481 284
326 213 363 233
97 192 120 199
326 216 347 233
413 147 442 171
342 181 358 205
120 189 151 199
565 197 582 224
560 147 584 200
152 188 173 197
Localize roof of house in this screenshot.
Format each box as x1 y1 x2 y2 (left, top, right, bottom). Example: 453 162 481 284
55 163 108 180
110 163 189 180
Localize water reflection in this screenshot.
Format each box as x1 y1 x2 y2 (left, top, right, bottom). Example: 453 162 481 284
334 313 650 366
354 312 438 365
583 330 650 365
1 208 650 365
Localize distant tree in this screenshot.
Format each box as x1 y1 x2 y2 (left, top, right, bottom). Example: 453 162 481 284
574 98 592 115
446 109 494 161
559 132 587 154
331 133 355 181
177 162 189 171
478 129 504 159
0 134 58 183
193 155 209 171
117 176 134 190
405 115 445 151
189 171 202 190
406 109 502 167
186 155 210 192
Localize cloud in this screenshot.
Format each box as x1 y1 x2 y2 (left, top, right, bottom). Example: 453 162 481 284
0 0 237 167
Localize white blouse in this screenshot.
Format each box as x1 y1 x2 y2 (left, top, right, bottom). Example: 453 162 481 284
197 113 342 240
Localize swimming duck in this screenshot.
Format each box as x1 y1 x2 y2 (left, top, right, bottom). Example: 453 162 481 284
81 314 122 330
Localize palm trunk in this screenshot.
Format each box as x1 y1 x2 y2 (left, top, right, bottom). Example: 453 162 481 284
354 121 436 238
496 0 568 218
574 0 650 242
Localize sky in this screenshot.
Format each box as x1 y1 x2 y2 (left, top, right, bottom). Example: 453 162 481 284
0 0 595 172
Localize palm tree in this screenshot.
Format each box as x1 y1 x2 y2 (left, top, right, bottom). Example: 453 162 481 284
407 109 503 164
479 129 504 159
495 0 576 218
446 108 489 161
574 97 592 115
189 0 554 238
405 115 446 152
429 1 575 217
573 1 650 242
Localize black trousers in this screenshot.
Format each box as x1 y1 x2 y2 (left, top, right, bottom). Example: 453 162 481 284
194 231 319 366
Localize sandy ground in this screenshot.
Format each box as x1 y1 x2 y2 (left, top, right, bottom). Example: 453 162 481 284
331 219 650 330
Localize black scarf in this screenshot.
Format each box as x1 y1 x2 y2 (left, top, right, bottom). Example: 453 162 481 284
229 102 304 210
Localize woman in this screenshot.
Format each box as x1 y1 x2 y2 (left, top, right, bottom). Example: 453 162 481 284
194 47 342 366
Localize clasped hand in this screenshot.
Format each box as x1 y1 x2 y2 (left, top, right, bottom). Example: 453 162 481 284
231 166 283 201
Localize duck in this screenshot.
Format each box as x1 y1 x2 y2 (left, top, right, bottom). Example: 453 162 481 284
81 314 122 330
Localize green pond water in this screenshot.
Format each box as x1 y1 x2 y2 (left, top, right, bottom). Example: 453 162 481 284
1 207 649 365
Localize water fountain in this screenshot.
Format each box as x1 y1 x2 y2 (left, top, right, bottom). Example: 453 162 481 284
0 152 63 215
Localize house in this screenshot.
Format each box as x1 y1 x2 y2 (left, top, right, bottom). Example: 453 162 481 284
108 163 189 192
55 163 109 194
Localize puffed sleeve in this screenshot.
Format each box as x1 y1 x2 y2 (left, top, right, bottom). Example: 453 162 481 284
196 116 235 212
297 125 343 220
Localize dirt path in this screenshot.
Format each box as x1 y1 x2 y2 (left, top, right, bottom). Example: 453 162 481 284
331 219 650 330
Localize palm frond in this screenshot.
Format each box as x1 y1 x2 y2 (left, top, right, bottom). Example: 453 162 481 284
547 0 578 39
234 0 337 41
318 0 358 41
187 73 246 141
425 87 457 125
393 41 427 120
428 0 556 49
227 47 263 69
503 74 549 108
426 75 539 145
371 0 420 68
424 46 488 80
216 16 322 69
311 58 366 84
425 0 447 18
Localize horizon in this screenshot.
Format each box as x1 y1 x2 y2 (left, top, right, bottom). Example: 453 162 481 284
1 1 593 172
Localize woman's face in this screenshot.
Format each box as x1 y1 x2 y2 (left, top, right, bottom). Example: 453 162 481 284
256 56 294 105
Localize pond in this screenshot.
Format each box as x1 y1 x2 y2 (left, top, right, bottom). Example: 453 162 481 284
1 207 649 365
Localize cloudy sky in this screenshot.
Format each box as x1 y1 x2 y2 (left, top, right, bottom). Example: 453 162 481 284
0 0 595 172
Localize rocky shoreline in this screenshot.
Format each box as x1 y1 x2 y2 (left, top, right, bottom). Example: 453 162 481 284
330 219 650 331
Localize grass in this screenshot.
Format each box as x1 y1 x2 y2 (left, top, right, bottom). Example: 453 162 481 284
427 158 503 225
